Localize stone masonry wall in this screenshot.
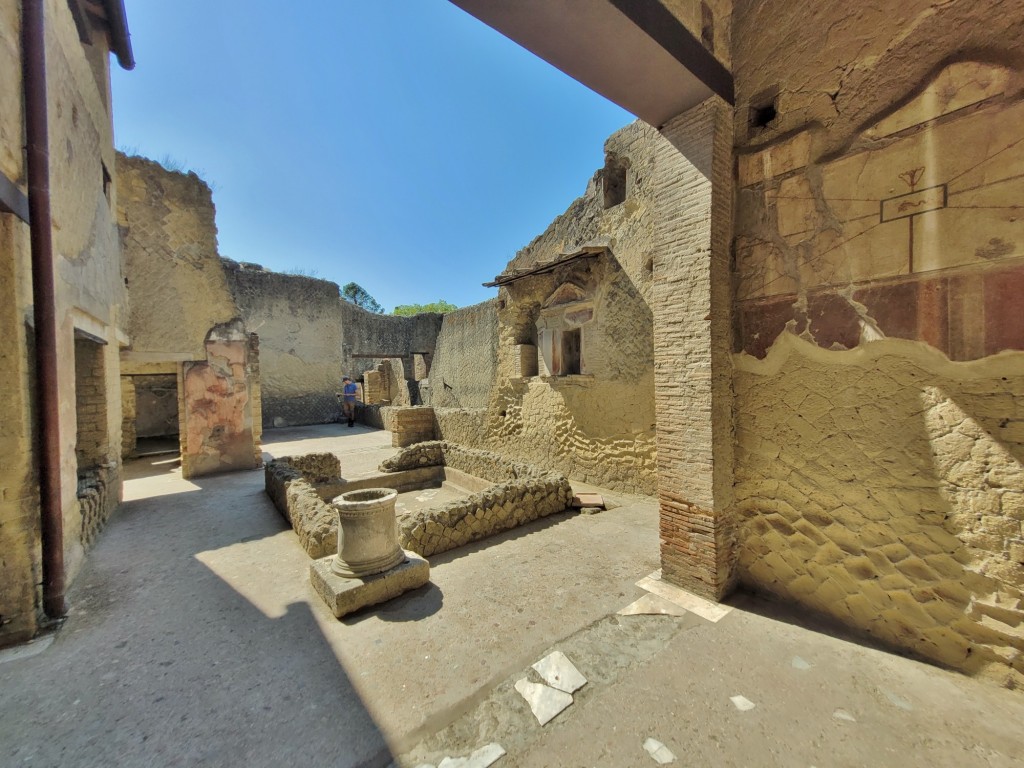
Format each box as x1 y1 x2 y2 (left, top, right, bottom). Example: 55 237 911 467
426 300 498 409
339 300 442 384
727 4 1024 685
266 444 572 560
117 153 239 361
222 260 343 427
734 336 1024 687
483 121 666 496
0 0 130 644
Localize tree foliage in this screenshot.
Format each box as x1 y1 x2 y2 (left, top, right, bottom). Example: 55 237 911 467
392 300 458 317
341 282 384 313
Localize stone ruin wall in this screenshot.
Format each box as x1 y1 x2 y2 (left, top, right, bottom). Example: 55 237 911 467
222 260 343 427
426 300 499 410
339 300 443 403
482 121 666 496
727 2 1024 685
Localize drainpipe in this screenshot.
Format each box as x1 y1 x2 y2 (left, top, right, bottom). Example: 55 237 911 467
22 0 66 620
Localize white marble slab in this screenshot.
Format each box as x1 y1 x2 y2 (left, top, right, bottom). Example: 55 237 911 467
514 678 573 725
437 742 506 768
635 570 733 622
532 651 587 694
643 738 676 764
618 594 688 617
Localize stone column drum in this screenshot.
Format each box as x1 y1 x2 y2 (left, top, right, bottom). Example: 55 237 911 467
330 488 405 577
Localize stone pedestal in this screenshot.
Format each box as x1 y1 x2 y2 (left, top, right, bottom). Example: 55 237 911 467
310 551 430 618
310 486 429 618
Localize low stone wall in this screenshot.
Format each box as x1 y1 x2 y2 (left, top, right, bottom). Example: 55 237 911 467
433 407 489 449
265 443 572 560
381 441 573 556
77 465 118 549
265 453 340 558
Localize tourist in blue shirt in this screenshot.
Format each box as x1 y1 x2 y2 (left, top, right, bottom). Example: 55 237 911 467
342 376 359 428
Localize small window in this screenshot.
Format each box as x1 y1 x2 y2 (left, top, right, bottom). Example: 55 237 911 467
749 88 780 132
561 328 581 375
102 162 112 204
603 155 628 209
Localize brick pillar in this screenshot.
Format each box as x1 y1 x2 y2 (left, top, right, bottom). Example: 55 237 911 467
653 97 736 600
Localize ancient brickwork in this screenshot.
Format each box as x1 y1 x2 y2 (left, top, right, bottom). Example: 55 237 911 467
119 376 136 458
0 0 128 644
73 337 110 470
652 99 735 598
391 407 437 448
222 260 343 427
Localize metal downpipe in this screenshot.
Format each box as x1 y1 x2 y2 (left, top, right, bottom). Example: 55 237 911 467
22 0 66 620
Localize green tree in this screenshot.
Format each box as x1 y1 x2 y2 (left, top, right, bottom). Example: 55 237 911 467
341 282 384 313
392 300 458 317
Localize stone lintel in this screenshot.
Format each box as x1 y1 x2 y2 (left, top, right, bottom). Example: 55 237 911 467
309 550 429 618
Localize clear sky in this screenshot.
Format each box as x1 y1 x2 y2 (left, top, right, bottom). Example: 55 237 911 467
111 2 634 312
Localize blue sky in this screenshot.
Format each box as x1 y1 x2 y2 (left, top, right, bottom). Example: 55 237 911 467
111 2 633 312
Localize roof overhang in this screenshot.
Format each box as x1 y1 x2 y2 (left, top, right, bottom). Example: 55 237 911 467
484 244 609 288
447 0 733 127
68 0 135 70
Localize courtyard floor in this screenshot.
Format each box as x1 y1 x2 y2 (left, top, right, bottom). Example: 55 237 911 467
1 424 1022 767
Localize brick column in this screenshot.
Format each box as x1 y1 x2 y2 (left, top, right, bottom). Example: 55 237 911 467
652 97 736 600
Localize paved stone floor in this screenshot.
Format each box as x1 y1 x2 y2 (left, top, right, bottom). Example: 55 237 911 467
1 424 1022 768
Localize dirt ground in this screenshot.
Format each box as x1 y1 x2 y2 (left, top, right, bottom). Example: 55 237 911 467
1 424 1022 768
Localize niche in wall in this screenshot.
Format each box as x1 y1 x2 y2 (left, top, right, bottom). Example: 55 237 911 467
537 282 593 376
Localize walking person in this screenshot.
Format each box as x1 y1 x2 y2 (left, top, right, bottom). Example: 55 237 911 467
341 376 359 428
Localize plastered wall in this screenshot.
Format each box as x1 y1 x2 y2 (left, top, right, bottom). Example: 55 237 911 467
727 3 1024 684
0 1 127 643
223 260 343 427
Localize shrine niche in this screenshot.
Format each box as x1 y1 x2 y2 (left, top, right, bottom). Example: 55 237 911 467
537 282 594 377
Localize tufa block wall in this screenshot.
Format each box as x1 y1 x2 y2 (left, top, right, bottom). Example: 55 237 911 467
482 121 665 496
734 336 1024 687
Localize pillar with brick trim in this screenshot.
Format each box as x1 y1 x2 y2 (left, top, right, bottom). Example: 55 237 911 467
652 97 737 600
